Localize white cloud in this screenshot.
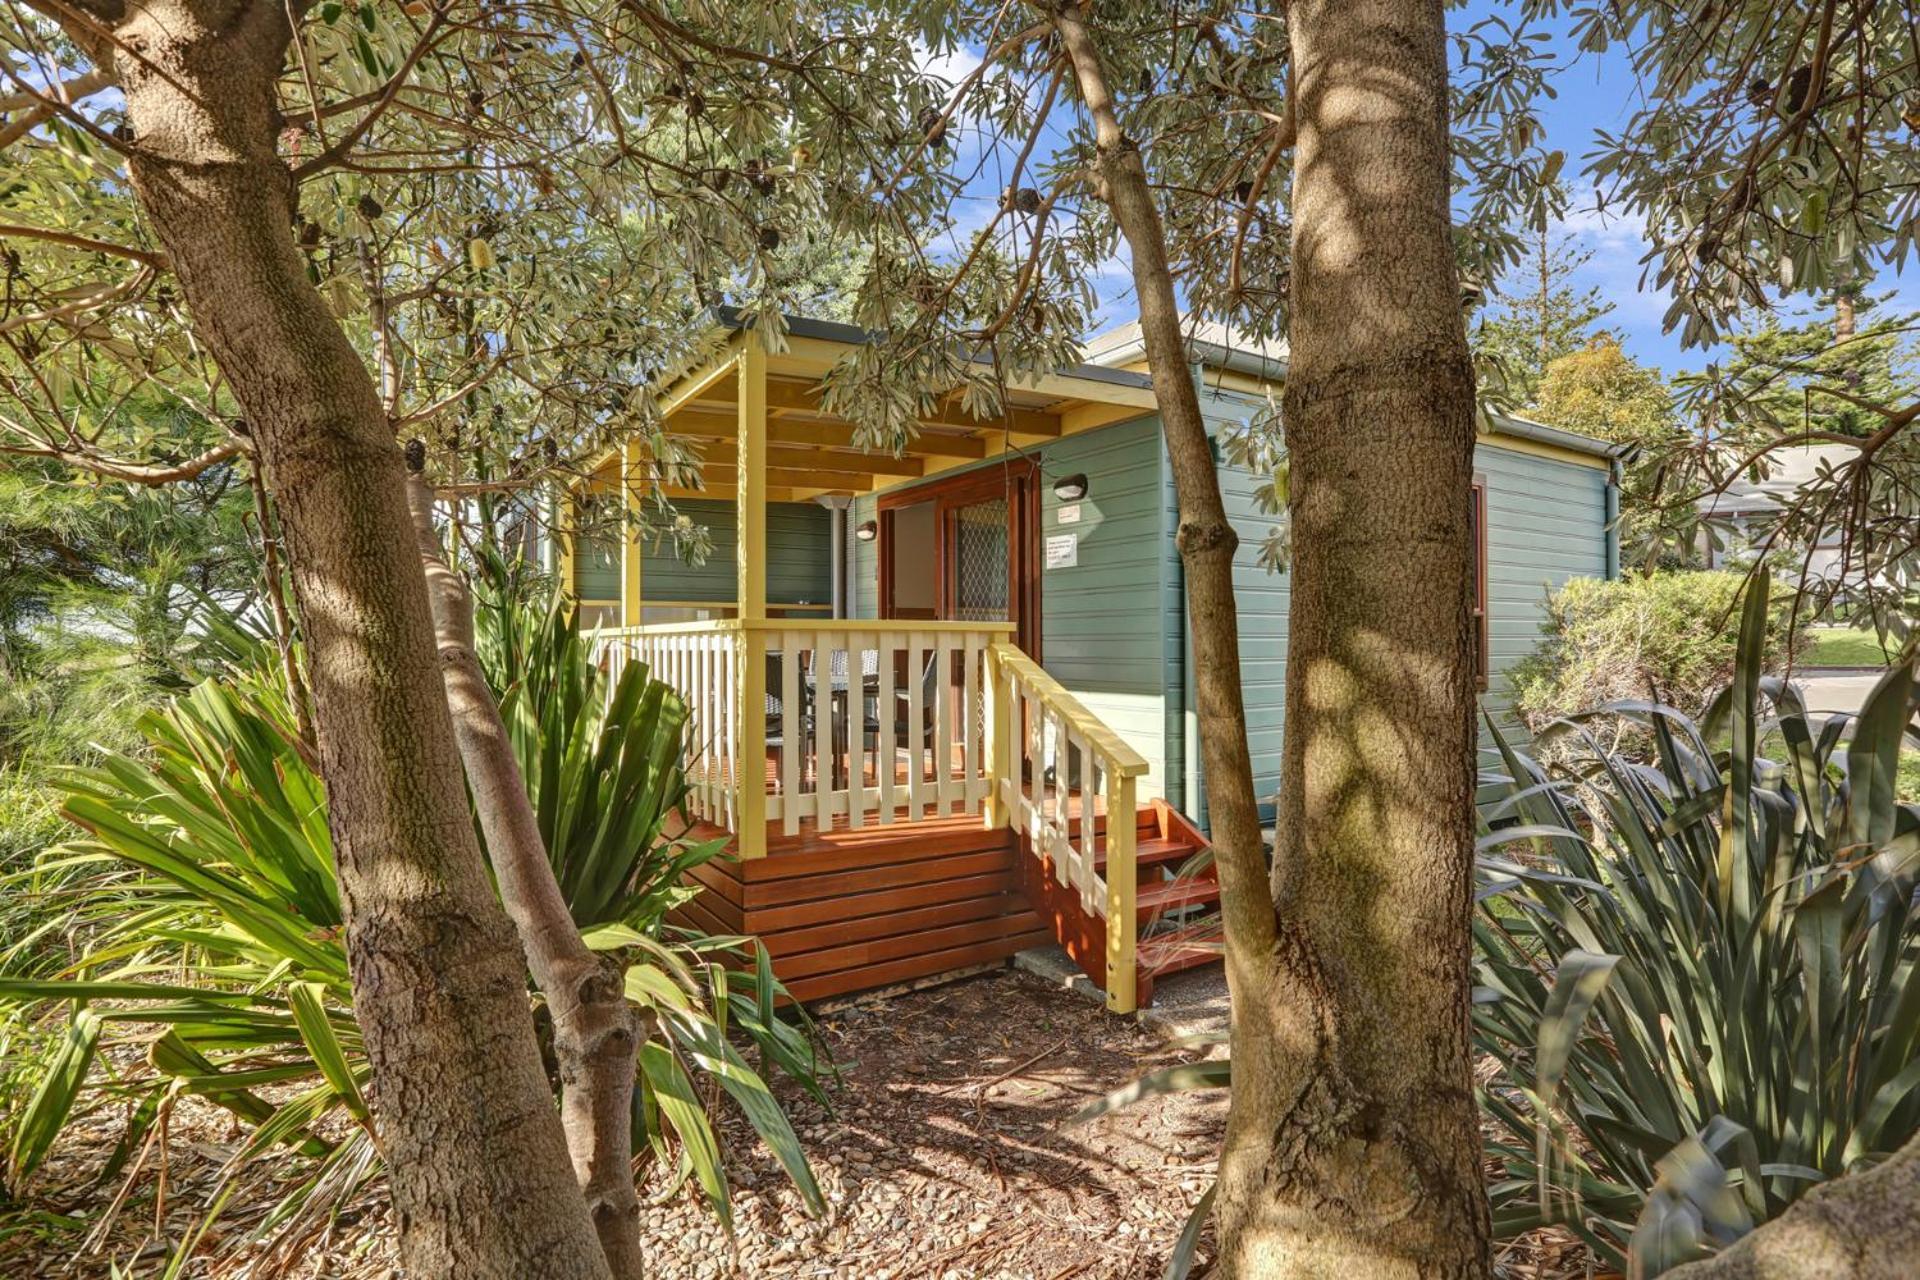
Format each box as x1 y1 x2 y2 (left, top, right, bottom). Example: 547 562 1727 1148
912 40 983 96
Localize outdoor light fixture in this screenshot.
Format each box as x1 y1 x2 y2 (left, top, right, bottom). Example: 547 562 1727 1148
1052 473 1089 502
854 519 878 542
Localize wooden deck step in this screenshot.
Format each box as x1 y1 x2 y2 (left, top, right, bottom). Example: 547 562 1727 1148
1134 875 1222 921
1095 836 1203 873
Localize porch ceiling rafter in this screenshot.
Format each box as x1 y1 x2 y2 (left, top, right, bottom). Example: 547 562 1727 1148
664 408 990 460
695 438 925 479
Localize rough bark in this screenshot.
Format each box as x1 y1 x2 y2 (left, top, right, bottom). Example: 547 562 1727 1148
1052 0 1278 1027
248 463 316 751
1219 1 1493 1275
406 473 647 1279
104 3 614 1276
1662 1135 1920 1280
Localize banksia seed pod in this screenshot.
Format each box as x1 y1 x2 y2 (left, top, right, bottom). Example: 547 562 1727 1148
1786 64 1814 111
759 226 782 251
1747 77 1771 108
918 107 948 150
404 438 427 472
357 194 383 220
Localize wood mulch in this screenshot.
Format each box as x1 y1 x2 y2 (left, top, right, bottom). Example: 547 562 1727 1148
0 968 1594 1279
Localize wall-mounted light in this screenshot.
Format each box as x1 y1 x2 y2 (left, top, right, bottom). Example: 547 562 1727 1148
854 519 878 542
1052 473 1089 502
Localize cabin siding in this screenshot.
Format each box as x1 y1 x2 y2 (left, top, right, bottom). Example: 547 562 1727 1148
1178 386 1613 826
1038 418 1171 800
851 493 879 618
644 498 833 607
1188 387 1291 826
573 532 622 602
1478 446 1611 729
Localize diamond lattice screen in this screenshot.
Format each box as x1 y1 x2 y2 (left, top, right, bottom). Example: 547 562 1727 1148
952 497 1010 621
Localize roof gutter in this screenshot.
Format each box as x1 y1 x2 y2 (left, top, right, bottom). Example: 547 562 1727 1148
1084 334 1291 385
1485 411 1624 461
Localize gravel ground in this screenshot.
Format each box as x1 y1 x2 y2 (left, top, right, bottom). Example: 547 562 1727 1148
3 966 1595 1280
2 969 1226 1280
636 967 1226 1280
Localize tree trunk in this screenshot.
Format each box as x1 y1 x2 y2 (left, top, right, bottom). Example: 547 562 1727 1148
1051 0 1279 1044
1663 1135 1920 1280
406 473 647 1279
107 4 613 1276
1205 0 1489 1274
1217 1 1493 1275
1056 4 1491 1274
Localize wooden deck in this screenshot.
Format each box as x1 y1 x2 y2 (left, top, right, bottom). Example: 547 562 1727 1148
668 812 1049 1003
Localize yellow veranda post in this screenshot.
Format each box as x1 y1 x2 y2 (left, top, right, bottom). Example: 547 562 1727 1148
734 337 769 857
620 438 643 627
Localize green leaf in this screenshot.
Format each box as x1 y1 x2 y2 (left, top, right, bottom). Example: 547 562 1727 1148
287 982 369 1123
1164 1180 1216 1280
8 1009 100 1185
1846 659 1916 852
1071 1059 1231 1125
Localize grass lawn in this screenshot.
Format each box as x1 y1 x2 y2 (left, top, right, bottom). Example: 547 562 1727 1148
1802 624 1896 669
1903 752 1920 805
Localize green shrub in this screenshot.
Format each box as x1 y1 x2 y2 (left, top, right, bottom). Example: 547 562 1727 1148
1508 571 1808 735
1476 572 1920 1273
0 596 825 1264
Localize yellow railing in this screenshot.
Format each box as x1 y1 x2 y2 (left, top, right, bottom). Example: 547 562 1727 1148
590 619 1014 857
987 643 1149 1013
589 622 1149 1013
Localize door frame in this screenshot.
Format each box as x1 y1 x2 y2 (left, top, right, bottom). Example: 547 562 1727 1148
877 460 1042 658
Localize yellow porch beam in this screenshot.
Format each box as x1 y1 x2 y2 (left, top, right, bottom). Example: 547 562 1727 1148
655 337 745 420
686 377 1064 438
654 482 813 503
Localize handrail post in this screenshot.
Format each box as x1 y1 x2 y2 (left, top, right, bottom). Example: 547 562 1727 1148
984 644 1012 829
1104 771 1138 1014
736 623 767 858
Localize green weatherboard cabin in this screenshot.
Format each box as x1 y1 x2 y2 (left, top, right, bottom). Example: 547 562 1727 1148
566 312 1621 1012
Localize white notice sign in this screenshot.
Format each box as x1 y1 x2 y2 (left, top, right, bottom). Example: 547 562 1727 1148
1046 533 1078 569
1056 502 1082 525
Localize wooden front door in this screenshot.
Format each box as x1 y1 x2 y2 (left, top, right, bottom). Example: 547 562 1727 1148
879 462 1041 657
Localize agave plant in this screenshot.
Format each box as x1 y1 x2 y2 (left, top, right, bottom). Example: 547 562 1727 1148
0 587 826 1271
1073 572 1918 1279
1475 570 1920 1272
474 577 712 931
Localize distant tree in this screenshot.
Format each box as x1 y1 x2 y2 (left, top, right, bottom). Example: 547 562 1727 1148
1472 187 1614 405
1709 297 1915 440
1535 336 1677 450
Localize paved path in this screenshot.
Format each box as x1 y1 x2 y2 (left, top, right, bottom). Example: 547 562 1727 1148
1799 671 1887 716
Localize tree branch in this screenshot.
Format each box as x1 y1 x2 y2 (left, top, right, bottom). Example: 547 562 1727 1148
0 435 246 485
0 222 167 267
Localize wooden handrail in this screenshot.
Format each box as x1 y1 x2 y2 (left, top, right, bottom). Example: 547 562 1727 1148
988 643 1149 777
989 640 1142 1013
